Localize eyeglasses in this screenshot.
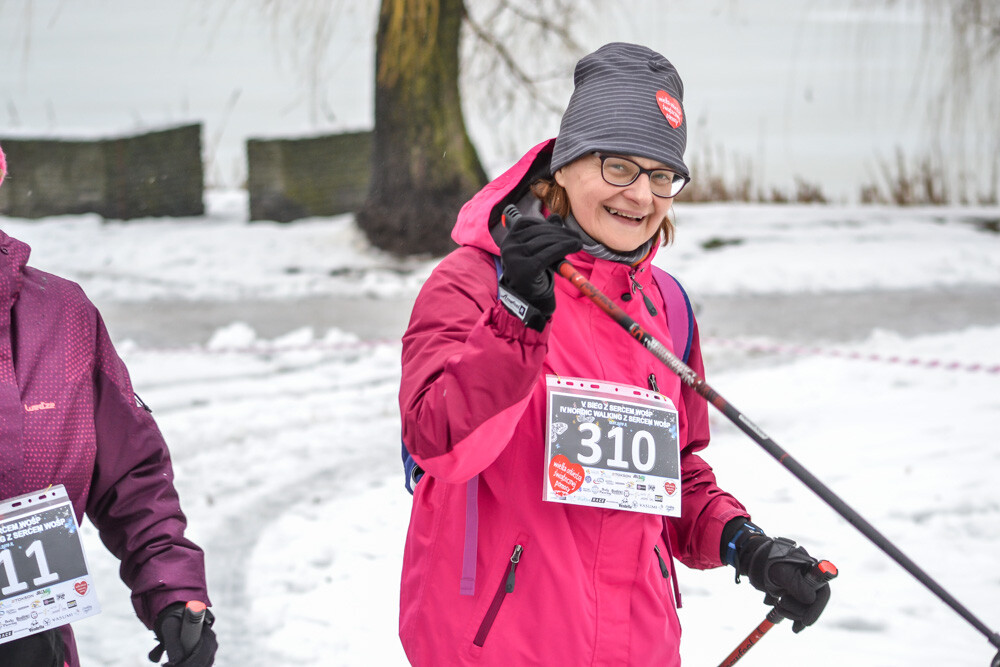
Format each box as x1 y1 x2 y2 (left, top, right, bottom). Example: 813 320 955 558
595 153 689 198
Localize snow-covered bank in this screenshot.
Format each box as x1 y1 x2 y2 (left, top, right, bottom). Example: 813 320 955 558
3 195 999 304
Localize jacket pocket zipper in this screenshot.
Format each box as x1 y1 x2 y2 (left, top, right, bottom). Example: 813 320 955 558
654 544 670 579
473 544 523 647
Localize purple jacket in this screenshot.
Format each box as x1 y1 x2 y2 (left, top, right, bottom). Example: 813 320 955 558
399 140 749 665
0 229 209 666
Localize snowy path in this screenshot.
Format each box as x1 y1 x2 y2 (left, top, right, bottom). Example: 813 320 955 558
76 330 410 666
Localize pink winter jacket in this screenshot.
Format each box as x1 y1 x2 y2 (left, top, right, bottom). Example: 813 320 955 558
399 140 749 665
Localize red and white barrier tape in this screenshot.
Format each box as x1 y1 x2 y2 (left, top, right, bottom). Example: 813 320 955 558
704 337 1000 375
124 336 998 375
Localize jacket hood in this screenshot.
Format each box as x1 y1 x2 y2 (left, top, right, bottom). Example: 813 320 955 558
0 229 31 307
451 139 556 255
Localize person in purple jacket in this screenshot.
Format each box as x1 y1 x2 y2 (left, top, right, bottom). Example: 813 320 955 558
0 144 215 666
399 43 833 665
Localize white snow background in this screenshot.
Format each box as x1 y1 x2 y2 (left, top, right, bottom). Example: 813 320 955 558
2 196 999 666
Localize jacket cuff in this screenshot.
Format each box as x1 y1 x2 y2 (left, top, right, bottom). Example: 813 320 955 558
497 284 550 331
488 300 551 344
701 508 752 568
720 517 765 566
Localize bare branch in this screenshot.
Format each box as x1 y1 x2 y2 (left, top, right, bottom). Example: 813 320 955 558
461 9 563 114
497 0 587 55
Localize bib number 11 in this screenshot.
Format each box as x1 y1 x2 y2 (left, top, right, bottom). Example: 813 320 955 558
576 423 657 473
0 539 60 595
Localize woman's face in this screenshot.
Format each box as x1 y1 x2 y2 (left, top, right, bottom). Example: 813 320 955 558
554 153 673 252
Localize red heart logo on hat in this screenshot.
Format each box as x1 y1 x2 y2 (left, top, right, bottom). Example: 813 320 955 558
74 580 89 596
663 481 677 495
656 90 683 129
548 454 585 497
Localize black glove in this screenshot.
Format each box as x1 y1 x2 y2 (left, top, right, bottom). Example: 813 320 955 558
149 602 218 666
724 520 834 633
498 211 582 331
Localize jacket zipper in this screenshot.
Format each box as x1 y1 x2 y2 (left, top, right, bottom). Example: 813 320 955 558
648 373 659 393
473 544 523 647
630 270 658 316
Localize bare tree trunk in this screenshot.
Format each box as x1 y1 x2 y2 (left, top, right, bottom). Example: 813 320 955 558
357 0 488 256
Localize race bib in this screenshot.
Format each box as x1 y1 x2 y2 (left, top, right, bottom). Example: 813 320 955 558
0 486 100 645
544 376 681 517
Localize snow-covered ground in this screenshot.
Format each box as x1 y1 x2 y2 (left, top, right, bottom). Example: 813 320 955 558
2 193 1000 666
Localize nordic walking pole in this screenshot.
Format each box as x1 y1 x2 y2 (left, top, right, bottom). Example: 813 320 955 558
503 200 1000 664
554 255 1000 660
718 608 783 667
718 561 838 667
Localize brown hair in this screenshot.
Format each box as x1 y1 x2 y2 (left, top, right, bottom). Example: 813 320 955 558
530 177 674 246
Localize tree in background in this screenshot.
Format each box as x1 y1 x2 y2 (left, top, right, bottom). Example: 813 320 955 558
355 0 486 256
251 0 581 255
356 0 582 255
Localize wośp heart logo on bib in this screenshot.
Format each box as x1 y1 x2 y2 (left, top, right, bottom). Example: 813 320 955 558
74 580 89 596
663 481 677 496
656 90 683 129
548 454 585 497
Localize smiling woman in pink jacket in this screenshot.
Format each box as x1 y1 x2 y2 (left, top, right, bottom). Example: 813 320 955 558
399 43 833 665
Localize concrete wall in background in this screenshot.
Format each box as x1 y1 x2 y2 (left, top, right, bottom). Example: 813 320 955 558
0 124 204 220
247 131 371 223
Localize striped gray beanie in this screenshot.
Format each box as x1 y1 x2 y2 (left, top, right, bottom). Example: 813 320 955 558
550 42 688 178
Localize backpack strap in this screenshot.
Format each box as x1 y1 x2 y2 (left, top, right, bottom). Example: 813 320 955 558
402 442 421 494
650 266 694 364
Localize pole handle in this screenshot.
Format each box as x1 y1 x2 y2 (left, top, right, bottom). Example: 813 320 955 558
806 559 838 586
501 203 521 227
179 600 207 656
800 559 838 600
